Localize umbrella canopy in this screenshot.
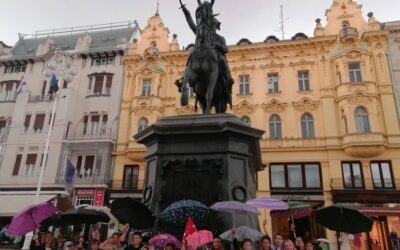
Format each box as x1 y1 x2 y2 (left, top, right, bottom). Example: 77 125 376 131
159 200 209 225
111 197 155 229
315 204 374 234
211 201 259 215
149 233 181 249
246 198 288 211
220 226 262 242
186 230 213 248
270 201 312 219
40 213 65 228
61 207 109 224
8 202 57 236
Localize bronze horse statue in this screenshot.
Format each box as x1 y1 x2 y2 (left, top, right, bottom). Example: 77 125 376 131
178 0 232 114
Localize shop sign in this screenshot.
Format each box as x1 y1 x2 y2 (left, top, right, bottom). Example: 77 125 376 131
94 189 104 206
75 189 95 196
272 194 324 201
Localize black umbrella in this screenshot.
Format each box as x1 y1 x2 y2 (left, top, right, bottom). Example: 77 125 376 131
315 204 374 234
41 213 65 228
111 197 155 229
61 207 109 224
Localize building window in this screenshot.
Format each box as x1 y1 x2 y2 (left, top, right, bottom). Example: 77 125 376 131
24 114 31 133
269 114 282 139
298 71 310 91
92 57 115 66
141 79 152 96
301 113 315 138
101 115 108 134
25 154 37 176
348 63 362 82
75 195 94 206
267 74 279 93
33 114 45 133
239 75 250 95
88 73 113 96
1 81 18 101
4 65 27 74
123 165 139 189
105 75 113 95
241 116 251 126
270 163 322 189
76 155 95 178
91 116 100 135
83 116 88 135
12 154 22 176
342 162 364 189
138 118 149 133
94 75 104 95
371 161 394 189
354 106 370 133
0 120 6 139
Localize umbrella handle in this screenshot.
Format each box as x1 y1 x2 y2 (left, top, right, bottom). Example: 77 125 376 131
290 213 296 238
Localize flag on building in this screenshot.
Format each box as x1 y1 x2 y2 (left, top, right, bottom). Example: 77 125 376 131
49 73 59 94
65 159 75 193
16 76 27 95
182 216 198 248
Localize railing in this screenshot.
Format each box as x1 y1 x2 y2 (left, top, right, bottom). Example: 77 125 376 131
28 95 54 103
0 96 16 103
112 179 145 191
331 178 400 190
340 27 359 39
67 130 116 141
56 174 111 186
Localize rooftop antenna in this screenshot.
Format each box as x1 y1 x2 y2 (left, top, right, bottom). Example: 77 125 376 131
278 5 289 40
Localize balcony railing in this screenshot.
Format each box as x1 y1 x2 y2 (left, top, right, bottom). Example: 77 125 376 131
66 130 116 141
28 95 54 103
331 178 399 190
112 179 145 191
56 174 111 186
340 27 359 38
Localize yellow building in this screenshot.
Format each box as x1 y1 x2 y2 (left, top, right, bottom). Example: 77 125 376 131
113 1 400 249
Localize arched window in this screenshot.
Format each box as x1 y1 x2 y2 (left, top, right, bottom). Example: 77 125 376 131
138 118 149 133
269 115 282 139
354 106 371 133
301 113 315 138
241 116 251 126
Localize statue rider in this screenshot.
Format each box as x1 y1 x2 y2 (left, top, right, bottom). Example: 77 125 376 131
179 0 234 107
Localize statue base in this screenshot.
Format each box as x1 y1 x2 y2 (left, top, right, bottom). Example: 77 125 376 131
135 114 265 235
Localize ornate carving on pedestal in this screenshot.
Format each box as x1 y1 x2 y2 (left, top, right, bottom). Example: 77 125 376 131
233 100 258 116
261 99 288 113
292 97 319 112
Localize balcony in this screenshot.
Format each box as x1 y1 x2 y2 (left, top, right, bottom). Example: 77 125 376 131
330 178 400 203
340 27 359 42
56 174 111 186
342 133 386 157
335 81 378 100
66 129 116 141
109 179 144 200
28 95 53 103
0 96 16 103
261 137 327 149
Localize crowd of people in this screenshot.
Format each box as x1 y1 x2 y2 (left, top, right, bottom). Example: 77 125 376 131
27 220 329 250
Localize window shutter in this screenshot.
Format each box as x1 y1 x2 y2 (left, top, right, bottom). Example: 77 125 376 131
94 75 104 94
12 155 22 176
33 114 45 130
102 115 108 123
106 75 113 88
24 115 31 127
26 154 37 164
84 156 95 169
0 120 6 128
88 77 93 90
5 82 13 91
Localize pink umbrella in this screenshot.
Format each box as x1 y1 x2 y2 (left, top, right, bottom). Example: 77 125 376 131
8 202 57 236
149 233 181 249
186 230 213 248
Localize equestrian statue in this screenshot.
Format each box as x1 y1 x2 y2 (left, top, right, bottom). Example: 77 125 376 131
176 0 234 114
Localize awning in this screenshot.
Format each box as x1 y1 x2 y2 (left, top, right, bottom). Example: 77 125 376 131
353 204 400 217
0 194 57 217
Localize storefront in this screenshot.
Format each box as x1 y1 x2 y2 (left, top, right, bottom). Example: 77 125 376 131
74 188 105 207
332 189 400 250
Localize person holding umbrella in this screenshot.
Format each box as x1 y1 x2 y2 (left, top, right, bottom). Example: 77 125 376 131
30 230 54 250
100 224 129 250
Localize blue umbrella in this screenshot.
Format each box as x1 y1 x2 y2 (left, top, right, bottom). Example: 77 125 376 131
159 200 209 225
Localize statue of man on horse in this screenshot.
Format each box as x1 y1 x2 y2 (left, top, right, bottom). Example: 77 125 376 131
177 0 234 114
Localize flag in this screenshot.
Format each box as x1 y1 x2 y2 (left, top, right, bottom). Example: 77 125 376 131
49 73 59 94
65 160 75 193
16 76 27 95
182 216 198 248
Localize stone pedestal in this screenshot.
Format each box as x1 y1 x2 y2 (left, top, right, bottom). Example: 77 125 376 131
135 114 265 234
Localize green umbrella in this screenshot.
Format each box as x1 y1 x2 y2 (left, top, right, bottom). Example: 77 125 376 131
315 204 373 234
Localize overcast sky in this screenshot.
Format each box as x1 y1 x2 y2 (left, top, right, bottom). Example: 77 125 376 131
1 0 399 48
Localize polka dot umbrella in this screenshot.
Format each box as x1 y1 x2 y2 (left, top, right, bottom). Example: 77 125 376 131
159 200 209 226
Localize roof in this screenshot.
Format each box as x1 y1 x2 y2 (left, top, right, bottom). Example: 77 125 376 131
0 41 11 48
10 26 138 59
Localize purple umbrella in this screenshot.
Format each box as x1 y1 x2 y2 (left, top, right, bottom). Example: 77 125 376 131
210 201 259 215
149 233 181 249
8 202 57 236
246 198 288 211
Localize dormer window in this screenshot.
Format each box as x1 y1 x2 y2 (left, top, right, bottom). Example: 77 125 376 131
237 38 252 46
4 65 27 74
91 57 115 67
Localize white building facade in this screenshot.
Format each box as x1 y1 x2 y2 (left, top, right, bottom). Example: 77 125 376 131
0 22 139 219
